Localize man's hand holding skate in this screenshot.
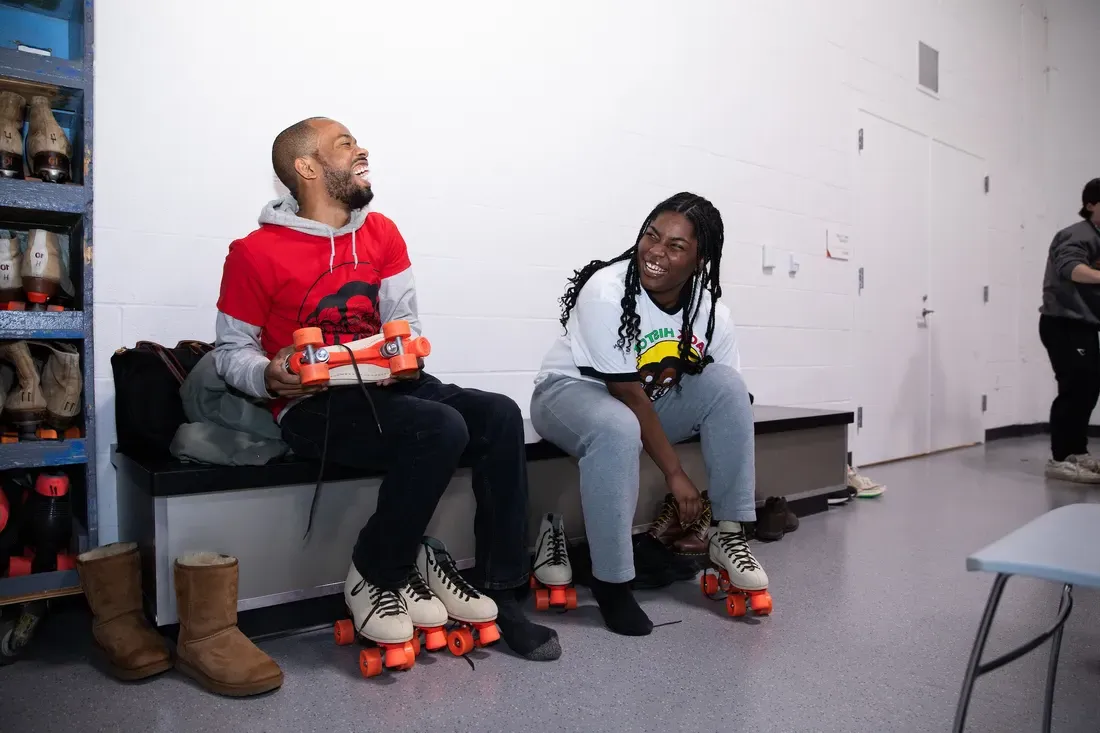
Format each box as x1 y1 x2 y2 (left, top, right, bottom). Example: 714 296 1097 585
265 345 324 398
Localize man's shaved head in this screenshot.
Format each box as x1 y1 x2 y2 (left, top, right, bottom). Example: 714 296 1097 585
272 117 327 196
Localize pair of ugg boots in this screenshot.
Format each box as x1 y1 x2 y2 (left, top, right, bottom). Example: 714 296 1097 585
76 542 282 696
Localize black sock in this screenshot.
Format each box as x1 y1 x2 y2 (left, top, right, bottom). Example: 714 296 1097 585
589 578 652 636
483 587 561 661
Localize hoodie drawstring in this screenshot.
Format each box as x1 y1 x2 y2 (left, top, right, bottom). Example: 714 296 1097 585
352 230 358 270
327 228 359 274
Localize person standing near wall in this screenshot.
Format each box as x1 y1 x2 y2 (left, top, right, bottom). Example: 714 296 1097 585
1039 178 1100 483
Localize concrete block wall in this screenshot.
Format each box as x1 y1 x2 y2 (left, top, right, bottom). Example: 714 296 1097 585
90 0 1099 542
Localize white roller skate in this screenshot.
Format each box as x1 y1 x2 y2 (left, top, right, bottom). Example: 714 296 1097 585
400 566 449 652
530 513 577 611
701 520 773 618
416 537 501 655
333 563 418 678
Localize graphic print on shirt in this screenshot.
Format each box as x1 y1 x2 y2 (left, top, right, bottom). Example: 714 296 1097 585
634 327 706 401
296 262 382 345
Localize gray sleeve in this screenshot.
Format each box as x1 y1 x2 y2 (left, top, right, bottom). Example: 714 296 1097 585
378 267 422 337
213 311 273 399
1053 230 1093 280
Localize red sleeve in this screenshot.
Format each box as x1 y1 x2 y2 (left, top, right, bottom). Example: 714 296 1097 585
377 215 412 279
216 240 272 327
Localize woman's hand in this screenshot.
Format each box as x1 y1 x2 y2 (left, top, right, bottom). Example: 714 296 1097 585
667 469 702 524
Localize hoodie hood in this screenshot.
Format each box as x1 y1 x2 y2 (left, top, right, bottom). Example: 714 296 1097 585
258 194 370 273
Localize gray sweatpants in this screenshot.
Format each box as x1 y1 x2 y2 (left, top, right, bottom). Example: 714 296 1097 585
529 363 757 583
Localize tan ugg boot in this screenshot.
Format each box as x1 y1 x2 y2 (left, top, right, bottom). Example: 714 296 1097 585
0 91 25 179
173 552 283 697
30 341 81 429
0 341 46 436
76 542 173 680
26 96 71 184
0 235 22 304
21 229 63 308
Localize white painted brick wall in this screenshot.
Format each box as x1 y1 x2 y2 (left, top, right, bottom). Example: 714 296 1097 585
89 0 1099 542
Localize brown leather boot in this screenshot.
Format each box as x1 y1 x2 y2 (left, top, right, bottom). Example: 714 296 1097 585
672 491 712 555
647 493 683 546
0 91 25 179
0 341 46 436
31 341 81 429
76 542 172 680
173 552 283 697
26 96 71 184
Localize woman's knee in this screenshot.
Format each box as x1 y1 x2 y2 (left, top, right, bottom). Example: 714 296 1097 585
585 405 642 456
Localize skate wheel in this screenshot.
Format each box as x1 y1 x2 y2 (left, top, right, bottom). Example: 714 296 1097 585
410 636 421 657
293 327 325 349
35 428 58 440
534 588 550 611
56 553 75 571
299 363 330 385
529 575 539 589
62 426 81 439
359 648 383 677
475 623 500 647
701 573 719 597
383 645 407 669
8 556 31 578
447 627 475 656
398 641 417 670
382 320 411 340
549 586 566 606
333 619 355 646
750 592 773 616
726 594 747 618
409 336 431 358
423 628 447 651
389 353 419 375
564 587 578 610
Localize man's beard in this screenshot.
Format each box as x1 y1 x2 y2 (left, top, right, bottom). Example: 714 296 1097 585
323 166 375 210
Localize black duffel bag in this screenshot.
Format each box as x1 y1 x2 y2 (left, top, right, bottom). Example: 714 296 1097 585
110 340 212 460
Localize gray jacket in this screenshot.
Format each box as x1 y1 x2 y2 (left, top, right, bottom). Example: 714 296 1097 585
1040 220 1100 325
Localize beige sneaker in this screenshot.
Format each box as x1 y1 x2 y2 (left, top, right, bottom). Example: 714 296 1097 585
848 465 885 498
1045 458 1100 484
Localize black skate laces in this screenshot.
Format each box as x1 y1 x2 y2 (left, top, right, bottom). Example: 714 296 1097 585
405 567 435 601
350 576 408 630
715 528 761 572
429 547 482 602
533 522 568 571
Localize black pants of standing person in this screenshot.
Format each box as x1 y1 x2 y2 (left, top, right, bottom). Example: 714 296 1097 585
1039 315 1100 461
278 374 530 591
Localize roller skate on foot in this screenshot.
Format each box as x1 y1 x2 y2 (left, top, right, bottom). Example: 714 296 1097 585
400 565 449 652
334 563 418 678
416 536 500 655
285 320 431 386
530 513 576 611
702 520 772 618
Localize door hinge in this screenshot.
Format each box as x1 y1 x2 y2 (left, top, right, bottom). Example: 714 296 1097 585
856 406 863 429
983 285 989 303
984 175 990 194
858 128 864 152
858 267 864 293
981 394 987 412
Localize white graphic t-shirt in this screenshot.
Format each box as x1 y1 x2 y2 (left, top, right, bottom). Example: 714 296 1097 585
536 260 740 401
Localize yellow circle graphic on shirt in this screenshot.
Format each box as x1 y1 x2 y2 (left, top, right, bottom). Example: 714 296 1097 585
636 338 702 400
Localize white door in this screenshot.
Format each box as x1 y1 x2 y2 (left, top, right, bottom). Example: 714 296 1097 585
853 111 932 465
928 141 987 452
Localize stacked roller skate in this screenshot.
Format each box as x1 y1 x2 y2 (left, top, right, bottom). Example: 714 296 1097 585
0 469 76 578
1 90 73 184
334 536 501 678
0 340 82 442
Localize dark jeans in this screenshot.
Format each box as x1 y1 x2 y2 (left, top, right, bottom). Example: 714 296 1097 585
1039 315 1100 461
279 374 530 591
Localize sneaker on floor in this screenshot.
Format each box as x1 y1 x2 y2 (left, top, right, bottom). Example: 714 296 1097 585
1067 454 1100 474
1045 458 1100 484
847 465 885 498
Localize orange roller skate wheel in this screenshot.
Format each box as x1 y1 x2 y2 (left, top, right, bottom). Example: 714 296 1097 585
399 641 417 670
359 648 384 678
35 428 58 440
333 619 355 646
299 362 330 385
726 594 747 618
549 586 566 606
750 592 773 616
701 573 719 596
564 587 578 610
382 320 411 340
529 576 539 589
293 327 325 349
62 426 82 439
409 337 431 358
475 623 500 647
423 627 447 651
389 353 419 375
383 645 408 669
447 627 475 656
9 555 32 577
534 588 550 611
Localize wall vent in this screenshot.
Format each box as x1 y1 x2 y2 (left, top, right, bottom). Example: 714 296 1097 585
919 42 939 93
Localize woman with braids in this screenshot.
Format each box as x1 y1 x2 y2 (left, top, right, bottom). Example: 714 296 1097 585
530 192 768 636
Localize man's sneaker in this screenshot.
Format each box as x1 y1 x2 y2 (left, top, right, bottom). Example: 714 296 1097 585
1045 458 1100 484
400 566 448 629
1068 454 1100 473
417 537 498 624
848 465 885 498
708 521 768 592
343 563 413 645
532 514 572 587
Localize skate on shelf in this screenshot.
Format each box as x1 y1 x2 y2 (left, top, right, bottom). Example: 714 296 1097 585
417 536 501 655
0 341 83 443
700 520 773 618
0 229 73 312
1 471 75 578
530 513 577 611
335 563 419 678
284 320 431 386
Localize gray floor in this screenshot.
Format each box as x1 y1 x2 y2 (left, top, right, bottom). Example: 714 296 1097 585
3 436 1100 733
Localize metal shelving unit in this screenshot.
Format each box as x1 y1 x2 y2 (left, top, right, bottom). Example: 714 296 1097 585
0 0 96 619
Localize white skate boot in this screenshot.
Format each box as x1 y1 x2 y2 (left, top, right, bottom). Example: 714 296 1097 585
702 520 773 618
333 563 418 677
530 513 577 611
400 566 449 652
417 537 501 655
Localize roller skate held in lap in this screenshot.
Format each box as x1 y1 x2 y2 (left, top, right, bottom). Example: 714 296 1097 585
530 513 577 611
700 520 773 618
286 319 431 386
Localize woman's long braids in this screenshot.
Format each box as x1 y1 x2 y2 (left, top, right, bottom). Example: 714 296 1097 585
557 192 725 375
